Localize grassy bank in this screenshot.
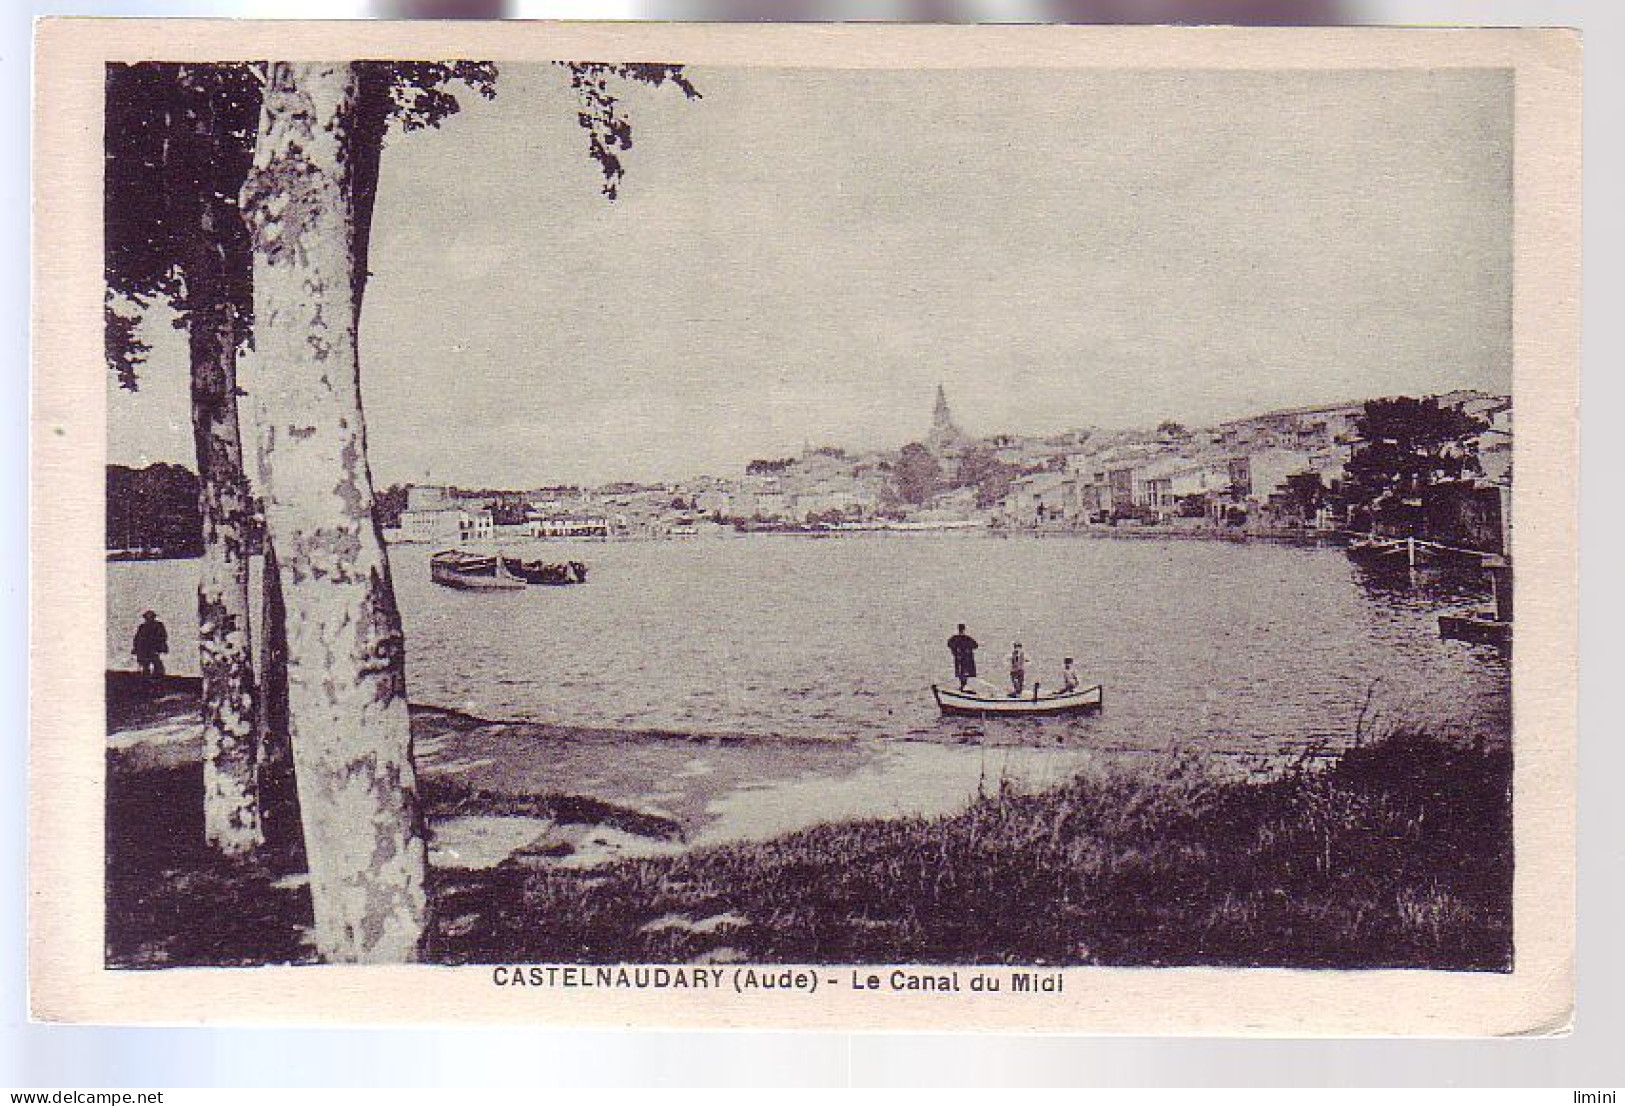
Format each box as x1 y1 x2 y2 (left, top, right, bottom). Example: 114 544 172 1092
433 730 1511 970
107 719 1511 970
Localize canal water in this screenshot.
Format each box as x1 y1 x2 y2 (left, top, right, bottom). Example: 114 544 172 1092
106 533 1510 758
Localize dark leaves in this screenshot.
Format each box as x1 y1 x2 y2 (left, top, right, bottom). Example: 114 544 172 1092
1342 396 1491 530
559 62 701 200
104 61 262 385
382 61 499 133
105 298 148 392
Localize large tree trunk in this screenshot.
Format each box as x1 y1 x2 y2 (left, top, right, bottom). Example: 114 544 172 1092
177 75 263 856
240 61 428 963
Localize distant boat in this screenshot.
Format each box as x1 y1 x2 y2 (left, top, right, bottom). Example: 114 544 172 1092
1345 534 1487 569
932 683 1103 718
107 547 171 562
430 550 526 590
500 556 588 586
1346 535 1424 566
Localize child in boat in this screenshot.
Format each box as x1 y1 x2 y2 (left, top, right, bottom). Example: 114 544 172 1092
1061 657 1080 693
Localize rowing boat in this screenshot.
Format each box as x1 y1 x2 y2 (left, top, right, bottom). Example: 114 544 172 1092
932 683 1103 717
430 550 526 590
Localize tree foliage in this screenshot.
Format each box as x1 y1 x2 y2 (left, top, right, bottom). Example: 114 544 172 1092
106 463 203 555
559 63 701 199
954 445 1018 509
1278 471 1331 521
106 59 698 384
104 62 261 382
893 443 944 505
1343 397 1486 526
104 60 499 386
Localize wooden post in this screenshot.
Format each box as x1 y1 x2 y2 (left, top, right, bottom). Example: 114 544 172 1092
1483 555 1513 623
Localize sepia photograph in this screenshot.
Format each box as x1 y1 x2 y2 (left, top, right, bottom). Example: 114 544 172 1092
29 21 1580 1033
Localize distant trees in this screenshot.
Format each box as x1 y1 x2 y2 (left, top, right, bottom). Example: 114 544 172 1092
1278 471 1333 524
373 484 410 529
106 464 203 556
484 497 534 526
954 445 1018 509
892 443 944 505
1176 494 1210 520
746 457 798 475
1343 397 1486 532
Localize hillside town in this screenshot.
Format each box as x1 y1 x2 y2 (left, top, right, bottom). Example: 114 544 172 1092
373 385 1513 556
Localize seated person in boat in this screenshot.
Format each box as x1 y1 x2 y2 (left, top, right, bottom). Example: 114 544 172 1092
1060 657 1079 693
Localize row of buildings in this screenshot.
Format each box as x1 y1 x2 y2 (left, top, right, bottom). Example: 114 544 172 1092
999 390 1511 531
390 483 632 544
382 386 1513 545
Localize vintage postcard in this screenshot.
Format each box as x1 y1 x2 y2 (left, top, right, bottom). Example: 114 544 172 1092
31 21 1579 1032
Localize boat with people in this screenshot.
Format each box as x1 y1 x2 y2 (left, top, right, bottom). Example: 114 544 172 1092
932 682 1103 718
430 549 526 590
499 556 588 586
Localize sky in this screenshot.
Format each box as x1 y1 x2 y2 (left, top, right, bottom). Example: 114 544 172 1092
109 63 1513 487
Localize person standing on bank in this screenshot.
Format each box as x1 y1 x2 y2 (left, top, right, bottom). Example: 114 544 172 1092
1009 641 1026 698
133 610 168 678
947 624 979 691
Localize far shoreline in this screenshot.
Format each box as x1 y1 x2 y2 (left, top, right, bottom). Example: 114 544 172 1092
106 521 1372 563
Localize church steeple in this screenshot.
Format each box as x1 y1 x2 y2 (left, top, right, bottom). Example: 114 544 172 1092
926 384 968 455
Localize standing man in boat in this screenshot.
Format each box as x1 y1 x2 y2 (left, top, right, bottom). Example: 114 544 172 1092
132 609 168 679
1010 642 1027 698
1061 657 1080 693
947 624 979 691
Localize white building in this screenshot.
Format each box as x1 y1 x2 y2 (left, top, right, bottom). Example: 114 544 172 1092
526 514 611 538
1002 471 1075 525
397 506 493 544
1229 447 1316 505
1168 456 1232 501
